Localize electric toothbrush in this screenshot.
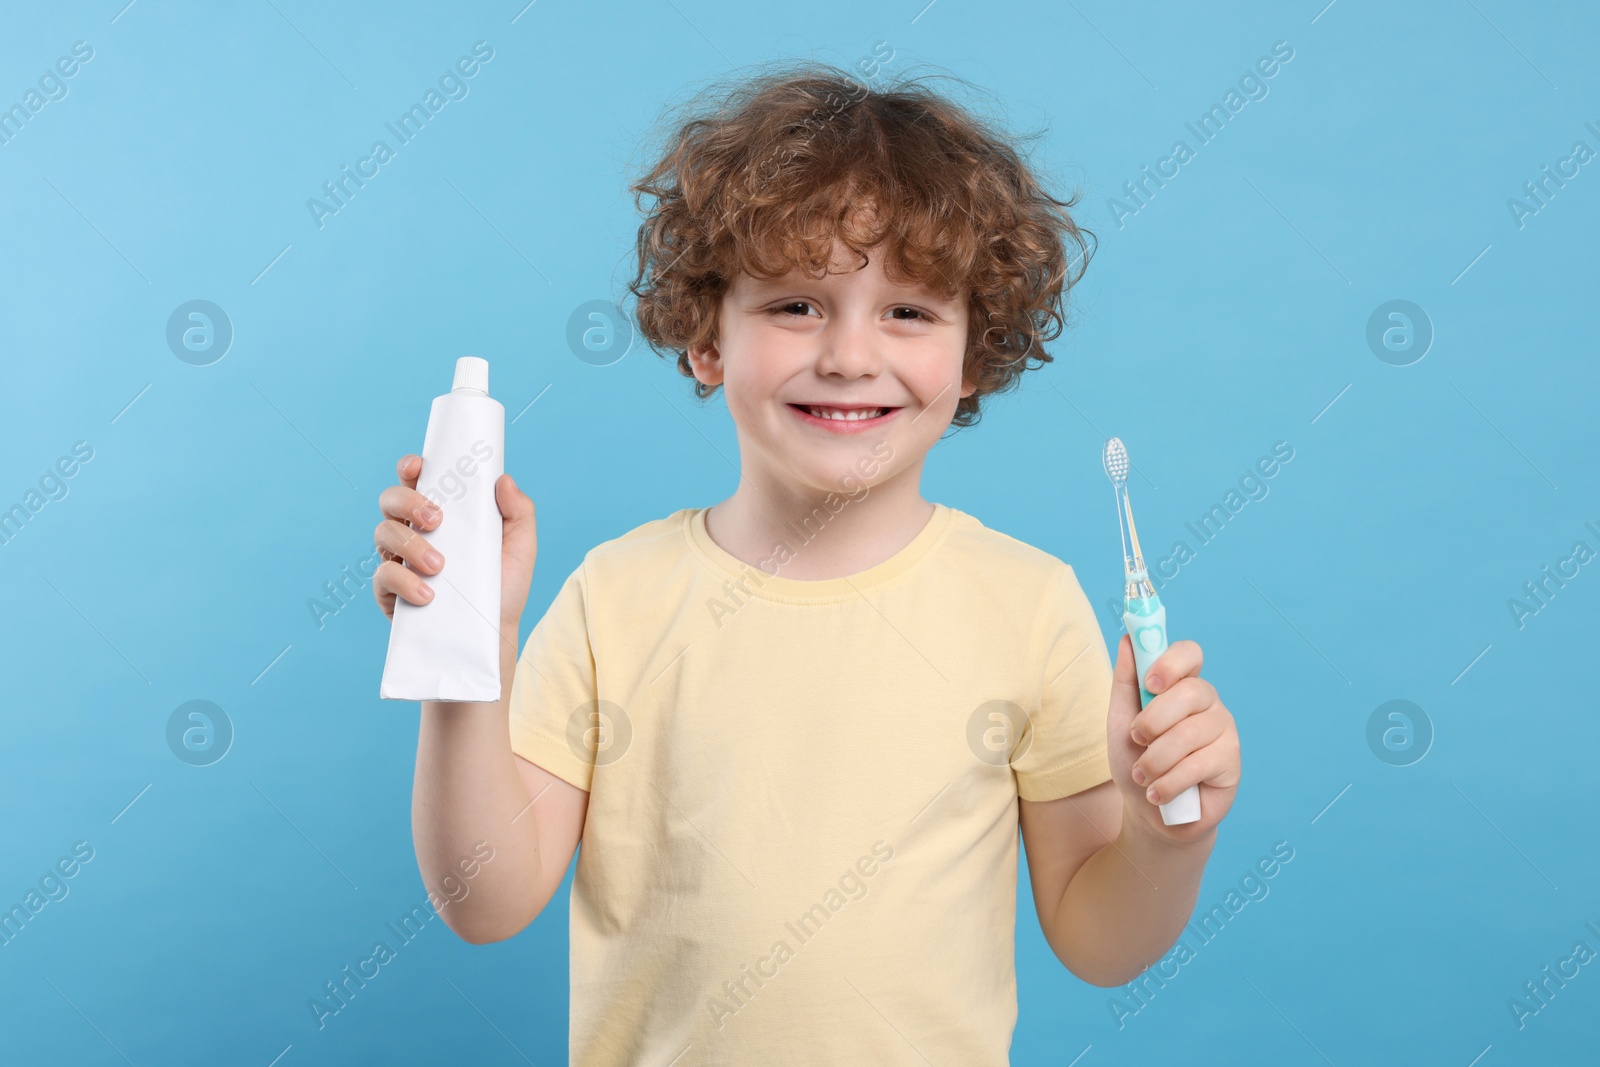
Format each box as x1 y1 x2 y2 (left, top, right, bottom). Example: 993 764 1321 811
1103 437 1202 826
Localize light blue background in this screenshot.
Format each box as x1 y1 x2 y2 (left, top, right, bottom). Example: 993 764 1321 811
3 0 1597 1063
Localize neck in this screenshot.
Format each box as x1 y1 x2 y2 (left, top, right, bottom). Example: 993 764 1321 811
706 460 933 581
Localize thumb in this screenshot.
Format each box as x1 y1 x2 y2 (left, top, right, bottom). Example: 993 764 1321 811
1107 632 1142 746
496 473 536 538
492 470 531 521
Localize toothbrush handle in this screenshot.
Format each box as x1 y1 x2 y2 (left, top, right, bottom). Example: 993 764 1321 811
1123 596 1202 826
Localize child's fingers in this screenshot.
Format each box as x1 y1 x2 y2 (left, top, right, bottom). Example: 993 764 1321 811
397 453 421 490
1144 748 1209 806
1145 734 1239 806
378 483 441 530
1111 633 1140 693
1131 709 1225 790
1108 634 1143 726
374 517 442 575
496 473 533 523
1144 638 1203 694
373 558 435 611
374 582 396 620
1129 675 1217 745
497 476 537 558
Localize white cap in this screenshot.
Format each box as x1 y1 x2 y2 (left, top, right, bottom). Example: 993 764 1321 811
452 356 489 394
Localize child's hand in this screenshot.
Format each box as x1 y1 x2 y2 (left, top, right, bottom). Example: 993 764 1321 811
1106 634 1240 843
372 454 538 628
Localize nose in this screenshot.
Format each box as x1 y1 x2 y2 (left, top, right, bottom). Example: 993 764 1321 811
812 313 882 381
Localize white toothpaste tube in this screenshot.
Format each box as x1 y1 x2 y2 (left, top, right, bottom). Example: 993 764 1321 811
379 356 505 702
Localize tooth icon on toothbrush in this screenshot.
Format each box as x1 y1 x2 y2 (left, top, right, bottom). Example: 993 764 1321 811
1103 436 1202 826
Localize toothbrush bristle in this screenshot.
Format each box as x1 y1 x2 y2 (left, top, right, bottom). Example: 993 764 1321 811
1102 437 1129 486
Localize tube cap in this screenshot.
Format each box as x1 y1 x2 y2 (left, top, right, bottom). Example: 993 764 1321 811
452 356 489 394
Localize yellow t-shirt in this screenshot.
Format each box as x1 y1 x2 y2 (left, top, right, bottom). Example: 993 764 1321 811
508 502 1113 1066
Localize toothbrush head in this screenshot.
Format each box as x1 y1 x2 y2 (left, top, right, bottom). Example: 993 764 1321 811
1102 437 1130 489
1103 435 1148 579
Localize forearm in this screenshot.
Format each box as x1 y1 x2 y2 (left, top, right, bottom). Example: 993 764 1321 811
412 629 544 943
1046 819 1215 987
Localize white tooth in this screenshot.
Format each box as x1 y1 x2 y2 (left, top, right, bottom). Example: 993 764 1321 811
806 406 883 421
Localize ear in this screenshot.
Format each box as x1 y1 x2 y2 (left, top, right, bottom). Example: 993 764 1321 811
687 338 724 387
959 373 977 399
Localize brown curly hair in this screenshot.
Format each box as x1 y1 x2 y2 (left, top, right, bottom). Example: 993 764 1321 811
624 59 1094 430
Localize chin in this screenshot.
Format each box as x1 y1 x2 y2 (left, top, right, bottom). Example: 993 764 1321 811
792 447 899 499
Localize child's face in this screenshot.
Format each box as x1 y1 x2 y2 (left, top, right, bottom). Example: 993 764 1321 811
688 236 975 499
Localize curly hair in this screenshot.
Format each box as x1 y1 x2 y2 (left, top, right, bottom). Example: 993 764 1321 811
624 59 1094 430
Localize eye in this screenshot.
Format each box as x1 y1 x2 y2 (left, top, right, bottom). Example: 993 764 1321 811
890 306 930 321
770 301 820 318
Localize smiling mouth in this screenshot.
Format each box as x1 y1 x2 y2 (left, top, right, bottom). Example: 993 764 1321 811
788 403 898 422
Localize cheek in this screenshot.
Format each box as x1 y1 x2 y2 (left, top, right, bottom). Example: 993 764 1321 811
912 351 967 406
723 337 797 408
923 324 969 393
719 358 769 418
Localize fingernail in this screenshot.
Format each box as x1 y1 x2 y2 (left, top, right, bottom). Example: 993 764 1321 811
1145 672 1161 692
419 584 434 601
1131 765 1146 785
1130 726 1146 745
424 549 443 570
418 506 441 525
1146 786 1159 803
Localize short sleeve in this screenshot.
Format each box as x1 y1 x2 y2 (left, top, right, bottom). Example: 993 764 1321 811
1012 564 1114 802
507 558 597 792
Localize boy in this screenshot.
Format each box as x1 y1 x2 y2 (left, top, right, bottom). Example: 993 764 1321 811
372 63 1240 1065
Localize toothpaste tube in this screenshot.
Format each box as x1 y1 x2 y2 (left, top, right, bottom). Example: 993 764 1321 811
379 356 505 702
